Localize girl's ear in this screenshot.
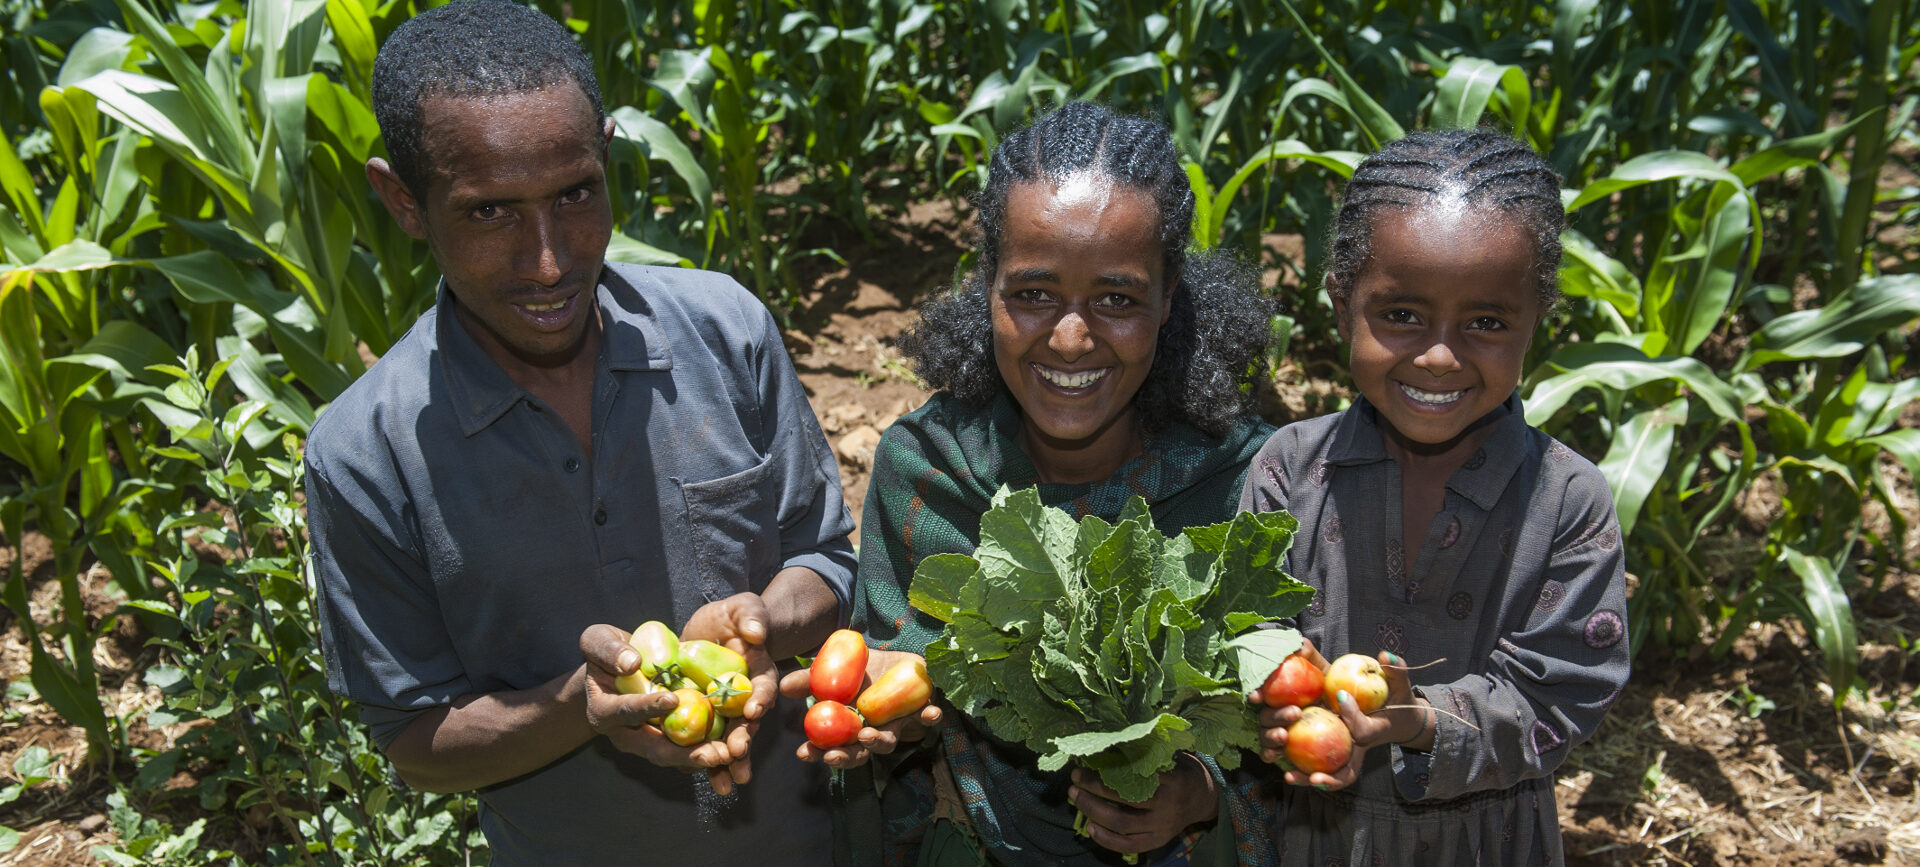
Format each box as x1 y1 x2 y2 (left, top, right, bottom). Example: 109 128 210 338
1327 279 1353 343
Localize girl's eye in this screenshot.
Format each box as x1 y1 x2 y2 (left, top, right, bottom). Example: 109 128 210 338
1470 316 1508 332
1380 309 1418 325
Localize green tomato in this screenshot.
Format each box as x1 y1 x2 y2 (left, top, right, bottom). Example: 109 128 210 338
677 640 748 691
628 620 681 680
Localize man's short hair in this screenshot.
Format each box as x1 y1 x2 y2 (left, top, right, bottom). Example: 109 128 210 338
371 0 607 198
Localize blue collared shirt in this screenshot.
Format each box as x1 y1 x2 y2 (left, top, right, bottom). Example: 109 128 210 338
307 262 852 865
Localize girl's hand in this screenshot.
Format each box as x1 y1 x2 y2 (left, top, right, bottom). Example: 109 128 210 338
1258 649 1432 791
1068 753 1218 856
779 649 944 768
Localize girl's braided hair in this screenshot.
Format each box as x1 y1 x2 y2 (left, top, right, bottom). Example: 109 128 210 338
1325 129 1566 307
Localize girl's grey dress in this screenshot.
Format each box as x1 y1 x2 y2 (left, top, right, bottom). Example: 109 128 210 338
1239 394 1631 866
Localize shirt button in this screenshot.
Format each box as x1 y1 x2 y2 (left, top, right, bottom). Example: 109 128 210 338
594 508 608 526
565 457 580 472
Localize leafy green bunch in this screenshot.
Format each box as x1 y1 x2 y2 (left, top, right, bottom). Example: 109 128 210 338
907 486 1312 802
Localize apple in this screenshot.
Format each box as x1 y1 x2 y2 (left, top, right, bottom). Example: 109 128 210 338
1324 652 1388 713
1284 706 1354 774
1260 651 1325 708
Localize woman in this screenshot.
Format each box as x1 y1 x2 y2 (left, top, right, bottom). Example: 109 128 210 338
792 102 1282 866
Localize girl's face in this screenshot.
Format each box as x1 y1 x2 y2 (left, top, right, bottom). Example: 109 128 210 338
1334 206 1542 454
990 176 1172 480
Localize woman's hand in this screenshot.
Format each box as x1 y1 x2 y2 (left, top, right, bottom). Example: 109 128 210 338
1068 754 1217 856
578 623 749 794
780 648 943 768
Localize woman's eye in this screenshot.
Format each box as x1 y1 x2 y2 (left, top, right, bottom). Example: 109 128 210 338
1096 292 1136 310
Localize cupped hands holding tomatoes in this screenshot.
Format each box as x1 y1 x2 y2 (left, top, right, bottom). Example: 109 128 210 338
779 630 943 768
582 593 782 795
1249 639 1436 791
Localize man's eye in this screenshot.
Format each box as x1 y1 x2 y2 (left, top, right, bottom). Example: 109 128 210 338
559 188 590 205
473 205 501 221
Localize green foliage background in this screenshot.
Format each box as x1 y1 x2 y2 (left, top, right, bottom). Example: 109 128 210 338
0 0 1915 861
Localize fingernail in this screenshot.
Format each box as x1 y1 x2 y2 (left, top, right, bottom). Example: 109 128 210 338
618 650 638 672
1387 652 1403 667
1337 690 1352 706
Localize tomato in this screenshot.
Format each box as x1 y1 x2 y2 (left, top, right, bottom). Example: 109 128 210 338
1284 706 1353 774
661 688 714 747
856 657 933 725
1260 651 1325 708
1324 653 1388 713
804 700 863 749
677 640 748 691
614 667 664 699
810 629 868 704
707 710 727 743
628 620 681 680
705 670 752 718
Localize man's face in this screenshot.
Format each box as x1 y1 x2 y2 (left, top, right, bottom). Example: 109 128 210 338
375 84 615 367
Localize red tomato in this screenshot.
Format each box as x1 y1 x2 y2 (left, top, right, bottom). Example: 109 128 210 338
804 700 863 749
1261 652 1325 708
810 629 868 704
1285 706 1353 774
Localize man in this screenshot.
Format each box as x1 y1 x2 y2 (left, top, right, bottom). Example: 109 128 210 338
305 2 853 863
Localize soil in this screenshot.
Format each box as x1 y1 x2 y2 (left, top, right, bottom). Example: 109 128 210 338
3 202 1918 866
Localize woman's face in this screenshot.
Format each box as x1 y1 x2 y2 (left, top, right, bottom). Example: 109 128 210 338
991 176 1171 482
1334 205 1542 456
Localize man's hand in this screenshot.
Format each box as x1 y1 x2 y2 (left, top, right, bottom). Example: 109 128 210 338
778 648 943 768
1067 753 1217 855
579 623 749 794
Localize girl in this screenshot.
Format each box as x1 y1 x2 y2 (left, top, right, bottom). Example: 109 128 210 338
813 101 1283 866
1242 129 1631 865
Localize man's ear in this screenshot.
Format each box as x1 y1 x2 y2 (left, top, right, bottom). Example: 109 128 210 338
366 157 427 239
602 116 616 159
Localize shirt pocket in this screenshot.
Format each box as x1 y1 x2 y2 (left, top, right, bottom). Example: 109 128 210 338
679 454 782 601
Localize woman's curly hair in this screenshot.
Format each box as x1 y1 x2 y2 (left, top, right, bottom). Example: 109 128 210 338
897 102 1275 438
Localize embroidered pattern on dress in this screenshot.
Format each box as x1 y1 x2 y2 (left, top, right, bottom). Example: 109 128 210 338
1309 458 1333 487
1532 720 1565 755
1439 515 1461 549
1307 593 1326 617
1447 592 1474 620
1498 637 1521 657
1536 579 1567 613
1463 448 1487 470
1548 440 1574 461
1386 539 1406 586
1500 528 1515 558
1585 610 1625 648
1599 525 1620 550
1376 619 1406 655
1323 516 1345 543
